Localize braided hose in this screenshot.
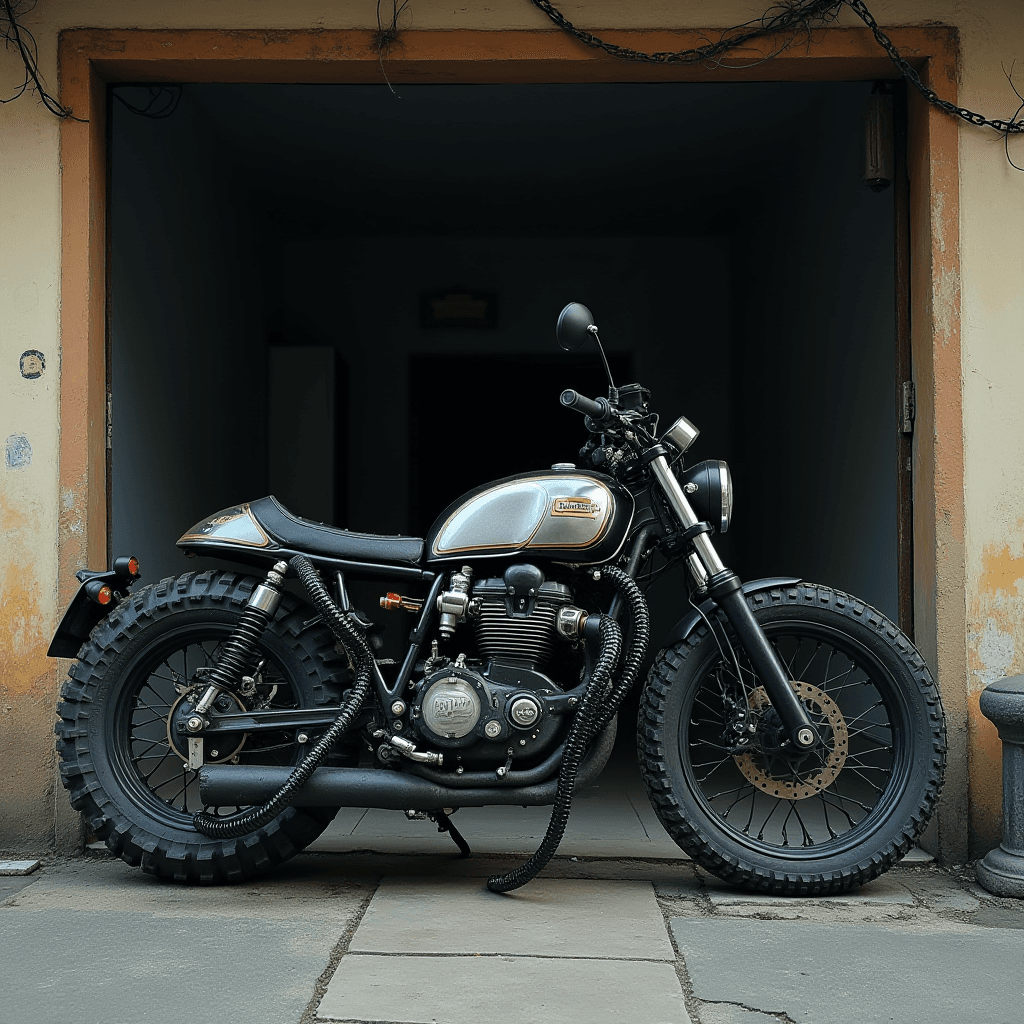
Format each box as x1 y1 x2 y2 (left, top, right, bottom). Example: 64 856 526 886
592 566 650 732
486 565 651 893
486 614 622 893
192 555 373 840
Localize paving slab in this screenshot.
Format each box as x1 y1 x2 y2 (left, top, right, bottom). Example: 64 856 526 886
901 876 981 912
0 856 371 1024
0 859 40 875
351 876 674 960
671 918 1024 1024
318 954 692 1024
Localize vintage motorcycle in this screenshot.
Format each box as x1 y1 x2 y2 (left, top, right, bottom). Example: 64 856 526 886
50 303 946 894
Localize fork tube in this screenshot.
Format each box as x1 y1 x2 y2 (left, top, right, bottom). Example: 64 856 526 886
647 455 725 576
648 453 817 750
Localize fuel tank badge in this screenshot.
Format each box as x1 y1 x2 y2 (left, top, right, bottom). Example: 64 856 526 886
551 497 601 518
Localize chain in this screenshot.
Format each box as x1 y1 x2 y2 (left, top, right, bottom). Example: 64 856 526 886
530 0 1024 135
529 0 843 66
847 1 1023 133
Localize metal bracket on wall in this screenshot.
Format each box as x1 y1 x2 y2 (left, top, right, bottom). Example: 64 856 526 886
901 381 916 435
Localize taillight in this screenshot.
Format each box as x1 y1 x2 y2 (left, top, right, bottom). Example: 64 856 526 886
113 555 141 579
85 581 114 605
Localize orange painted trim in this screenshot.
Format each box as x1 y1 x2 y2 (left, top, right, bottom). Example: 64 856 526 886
900 40 966 861
56 24 965 853
56 26 950 87
58 53 108 610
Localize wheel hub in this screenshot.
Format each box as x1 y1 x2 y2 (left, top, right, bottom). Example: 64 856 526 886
166 690 249 764
733 681 849 800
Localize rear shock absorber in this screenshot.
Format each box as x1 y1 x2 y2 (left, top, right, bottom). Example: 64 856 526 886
192 561 290 715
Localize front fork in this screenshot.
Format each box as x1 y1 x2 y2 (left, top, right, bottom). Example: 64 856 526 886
648 453 819 750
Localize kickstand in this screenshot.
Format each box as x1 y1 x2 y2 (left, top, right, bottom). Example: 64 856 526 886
430 809 471 858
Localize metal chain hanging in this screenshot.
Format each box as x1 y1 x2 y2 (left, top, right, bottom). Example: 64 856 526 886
529 0 1024 136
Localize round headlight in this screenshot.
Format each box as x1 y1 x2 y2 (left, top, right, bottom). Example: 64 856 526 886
718 460 733 534
677 460 733 534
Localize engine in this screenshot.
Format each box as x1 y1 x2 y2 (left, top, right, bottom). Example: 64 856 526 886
407 564 581 766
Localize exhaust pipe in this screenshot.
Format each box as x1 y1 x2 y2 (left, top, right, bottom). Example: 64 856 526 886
200 719 616 811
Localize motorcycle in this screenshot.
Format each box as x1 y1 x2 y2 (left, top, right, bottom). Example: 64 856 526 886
49 302 946 894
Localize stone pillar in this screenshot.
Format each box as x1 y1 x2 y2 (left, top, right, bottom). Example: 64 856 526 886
976 675 1024 897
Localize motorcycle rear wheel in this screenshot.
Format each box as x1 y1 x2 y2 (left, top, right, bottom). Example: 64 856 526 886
638 583 946 894
56 570 347 883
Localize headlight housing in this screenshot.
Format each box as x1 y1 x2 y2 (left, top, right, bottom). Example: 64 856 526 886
677 460 733 534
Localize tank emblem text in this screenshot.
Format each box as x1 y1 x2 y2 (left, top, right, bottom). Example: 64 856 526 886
550 497 601 518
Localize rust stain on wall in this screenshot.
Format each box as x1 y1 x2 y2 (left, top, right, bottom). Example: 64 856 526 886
0 496 52 698
978 544 1024 597
967 536 1024 851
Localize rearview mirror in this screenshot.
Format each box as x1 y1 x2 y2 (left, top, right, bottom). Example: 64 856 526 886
556 302 596 352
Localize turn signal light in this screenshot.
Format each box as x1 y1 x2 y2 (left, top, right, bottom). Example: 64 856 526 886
85 581 114 605
113 555 141 578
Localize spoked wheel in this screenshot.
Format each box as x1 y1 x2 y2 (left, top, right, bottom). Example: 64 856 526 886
114 630 314 828
638 584 946 894
57 571 347 883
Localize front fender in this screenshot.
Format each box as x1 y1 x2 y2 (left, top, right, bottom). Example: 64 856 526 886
662 576 802 648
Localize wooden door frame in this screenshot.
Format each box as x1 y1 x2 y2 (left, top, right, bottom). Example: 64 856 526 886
57 25 965 860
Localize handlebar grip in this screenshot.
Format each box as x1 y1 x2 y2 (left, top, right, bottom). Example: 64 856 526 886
560 389 610 422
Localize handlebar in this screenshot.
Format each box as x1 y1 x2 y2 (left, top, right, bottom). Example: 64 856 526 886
560 389 615 425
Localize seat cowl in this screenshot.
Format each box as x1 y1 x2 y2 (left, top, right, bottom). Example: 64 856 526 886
249 496 424 568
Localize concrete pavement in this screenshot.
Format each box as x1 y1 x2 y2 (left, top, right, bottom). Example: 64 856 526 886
1 847 1022 1024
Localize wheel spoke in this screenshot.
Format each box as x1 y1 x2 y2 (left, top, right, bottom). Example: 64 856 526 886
817 791 840 839
842 700 887 729
720 786 755 819
794 641 822 684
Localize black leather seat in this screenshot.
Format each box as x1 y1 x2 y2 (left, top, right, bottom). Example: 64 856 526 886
249 496 425 567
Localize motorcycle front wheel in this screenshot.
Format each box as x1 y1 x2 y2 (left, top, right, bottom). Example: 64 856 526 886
56 570 348 883
638 583 946 894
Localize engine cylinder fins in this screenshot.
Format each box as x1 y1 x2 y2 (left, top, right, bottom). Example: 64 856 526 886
473 603 560 667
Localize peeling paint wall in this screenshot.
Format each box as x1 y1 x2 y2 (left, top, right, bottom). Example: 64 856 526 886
1 0 1022 857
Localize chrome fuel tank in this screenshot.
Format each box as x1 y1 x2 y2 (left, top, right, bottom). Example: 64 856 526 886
426 471 634 564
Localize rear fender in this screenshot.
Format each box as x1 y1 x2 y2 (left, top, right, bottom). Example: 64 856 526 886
47 565 140 658
662 577 802 648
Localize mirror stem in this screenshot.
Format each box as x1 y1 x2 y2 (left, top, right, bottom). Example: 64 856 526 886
588 325 617 391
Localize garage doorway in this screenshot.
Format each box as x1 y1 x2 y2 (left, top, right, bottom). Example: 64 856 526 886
110 80 903 616
105 79 905 853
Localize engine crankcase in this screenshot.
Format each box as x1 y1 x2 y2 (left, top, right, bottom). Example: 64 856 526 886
410 661 566 765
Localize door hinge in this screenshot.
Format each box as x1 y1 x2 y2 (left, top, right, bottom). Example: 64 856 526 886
901 381 915 435
106 390 113 450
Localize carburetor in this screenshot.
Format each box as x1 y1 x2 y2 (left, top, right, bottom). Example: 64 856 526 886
437 566 473 638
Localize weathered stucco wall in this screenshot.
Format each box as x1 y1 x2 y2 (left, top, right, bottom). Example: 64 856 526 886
2 0 1022 857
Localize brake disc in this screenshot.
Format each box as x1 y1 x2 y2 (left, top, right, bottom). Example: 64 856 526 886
733 680 849 800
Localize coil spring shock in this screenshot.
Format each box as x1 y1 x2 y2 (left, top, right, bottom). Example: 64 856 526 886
193 554 373 840
193 561 289 715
